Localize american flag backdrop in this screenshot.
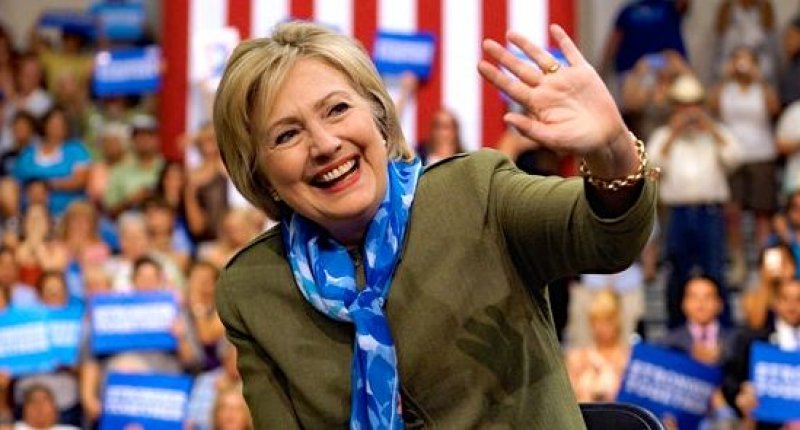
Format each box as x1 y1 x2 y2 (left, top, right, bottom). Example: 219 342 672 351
159 0 576 159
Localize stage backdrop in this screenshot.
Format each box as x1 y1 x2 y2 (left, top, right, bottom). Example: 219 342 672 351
160 0 576 160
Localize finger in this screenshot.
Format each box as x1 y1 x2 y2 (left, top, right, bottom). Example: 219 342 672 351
507 31 560 72
482 39 542 86
503 112 556 144
550 24 587 66
478 61 533 106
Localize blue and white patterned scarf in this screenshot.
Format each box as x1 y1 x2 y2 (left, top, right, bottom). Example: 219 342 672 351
282 158 423 429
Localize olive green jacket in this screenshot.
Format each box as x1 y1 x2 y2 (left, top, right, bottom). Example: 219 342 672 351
216 150 656 429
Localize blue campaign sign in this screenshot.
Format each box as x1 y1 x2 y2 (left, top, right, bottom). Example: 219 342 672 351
90 291 178 355
373 31 436 79
0 308 55 376
91 2 145 41
750 341 800 423
617 342 722 430
101 372 192 430
38 9 96 38
93 46 161 96
47 305 84 367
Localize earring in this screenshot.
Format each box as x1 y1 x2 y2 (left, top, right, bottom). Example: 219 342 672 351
383 139 388 147
270 189 281 202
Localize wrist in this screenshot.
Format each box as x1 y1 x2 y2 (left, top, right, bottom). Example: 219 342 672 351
583 128 639 180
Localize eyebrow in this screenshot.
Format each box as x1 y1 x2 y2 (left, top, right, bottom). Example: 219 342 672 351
266 90 352 132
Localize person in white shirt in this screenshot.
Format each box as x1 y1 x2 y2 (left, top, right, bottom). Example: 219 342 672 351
776 99 800 194
648 73 741 329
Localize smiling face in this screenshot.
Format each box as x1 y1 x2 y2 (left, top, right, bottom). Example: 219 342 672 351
260 58 387 244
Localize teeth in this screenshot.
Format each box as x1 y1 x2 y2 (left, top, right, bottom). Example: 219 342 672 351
320 160 356 183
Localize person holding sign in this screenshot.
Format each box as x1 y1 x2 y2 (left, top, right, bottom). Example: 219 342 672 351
722 279 800 428
214 21 656 428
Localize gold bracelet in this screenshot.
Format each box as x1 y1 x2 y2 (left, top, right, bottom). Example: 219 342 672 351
579 132 658 191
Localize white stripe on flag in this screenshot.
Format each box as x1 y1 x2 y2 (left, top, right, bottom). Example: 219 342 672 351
379 0 418 149
509 0 548 49
251 0 290 38
314 0 353 36
444 0 481 151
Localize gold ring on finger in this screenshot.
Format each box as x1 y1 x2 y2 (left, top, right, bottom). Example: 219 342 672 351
545 62 560 74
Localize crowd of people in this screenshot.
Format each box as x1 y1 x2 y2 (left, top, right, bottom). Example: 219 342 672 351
0 0 799 429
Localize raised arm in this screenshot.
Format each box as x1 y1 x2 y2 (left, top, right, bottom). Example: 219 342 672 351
478 25 646 218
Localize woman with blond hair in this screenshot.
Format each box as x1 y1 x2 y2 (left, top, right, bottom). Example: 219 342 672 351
214 21 656 428
565 289 630 402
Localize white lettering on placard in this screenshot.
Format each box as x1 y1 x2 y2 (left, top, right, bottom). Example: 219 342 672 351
93 303 175 334
755 362 800 399
374 39 434 65
0 322 50 357
105 385 187 421
95 50 160 82
48 320 81 348
624 360 716 415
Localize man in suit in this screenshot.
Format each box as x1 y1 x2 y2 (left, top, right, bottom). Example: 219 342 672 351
660 275 737 428
722 279 800 429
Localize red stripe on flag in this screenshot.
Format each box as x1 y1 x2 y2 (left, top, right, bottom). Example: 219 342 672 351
416 0 443 147
160 0 190 161
481 0 507 148
548 0 577 47
227 0 252 39
291 0 314 20
353 0 378 53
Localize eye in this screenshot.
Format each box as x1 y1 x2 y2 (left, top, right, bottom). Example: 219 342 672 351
328 102 350 117
274 129 298 146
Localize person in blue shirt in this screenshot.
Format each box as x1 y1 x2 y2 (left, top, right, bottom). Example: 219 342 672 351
13 106 90 217
602 0 690 76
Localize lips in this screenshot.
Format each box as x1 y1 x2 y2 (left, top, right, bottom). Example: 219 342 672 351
311 157 360 189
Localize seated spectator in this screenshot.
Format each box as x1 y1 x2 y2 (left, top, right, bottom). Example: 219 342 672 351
186 260 224 370
0 178 20 249
106 212 184 293
661 276 736 427
13 384 79 430
567 263 644 347
185 124 229 242
143 197 190 273
722 279 800 428
187 339 241 430
0 111 39 177
12 106 90 216
0 247 36 307
211 385 252 430
56 201 110 300
22 180 49 211
35 271 71 308
30 23 93 97
3 54 53 128
565 290 630 402
86 122 129 204
198 208 261 269
0 25 14 102
648 73 741 328
741 245 796 330
103 114 164 218
15 203 68 287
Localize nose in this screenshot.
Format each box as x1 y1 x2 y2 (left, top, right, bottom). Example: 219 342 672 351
308 122 341 159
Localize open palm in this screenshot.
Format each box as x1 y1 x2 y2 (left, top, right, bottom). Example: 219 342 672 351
478 25 626 156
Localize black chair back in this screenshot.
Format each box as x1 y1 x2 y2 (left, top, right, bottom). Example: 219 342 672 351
580 403 665 430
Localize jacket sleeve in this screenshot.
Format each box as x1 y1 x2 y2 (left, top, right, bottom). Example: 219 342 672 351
720 329 752 417
216 269 302 429
490 152 657 285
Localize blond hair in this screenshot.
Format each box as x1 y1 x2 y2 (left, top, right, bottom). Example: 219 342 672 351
213 21 413 220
